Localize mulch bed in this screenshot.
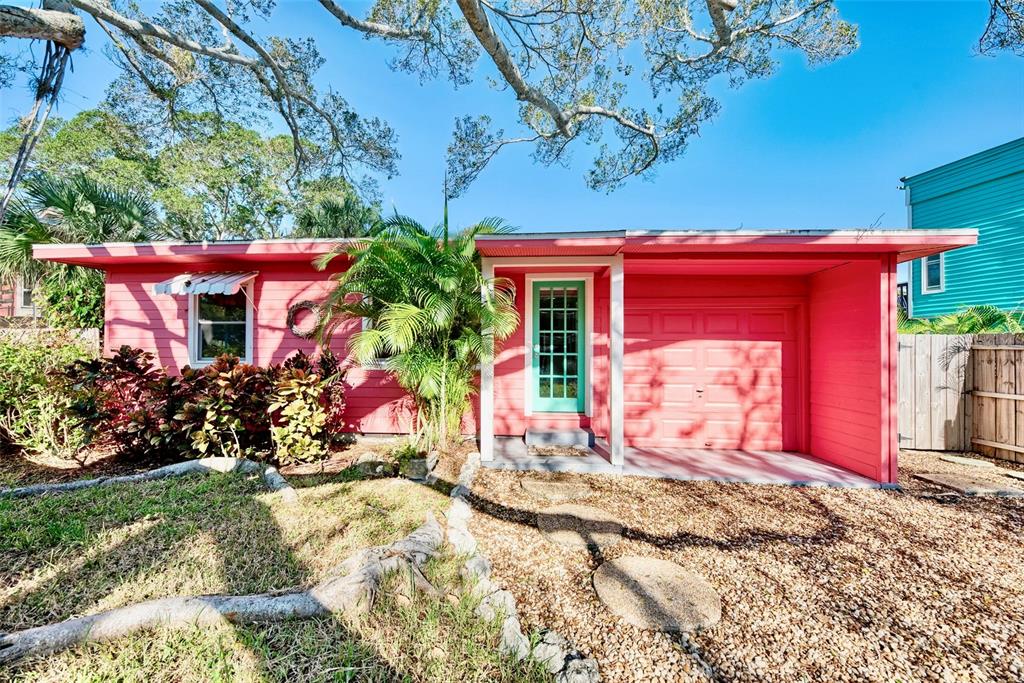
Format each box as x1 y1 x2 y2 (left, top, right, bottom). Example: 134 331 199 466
467 453 1024 682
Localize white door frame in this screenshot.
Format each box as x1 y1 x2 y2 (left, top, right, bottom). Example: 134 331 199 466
524 273 594 418
479 255 624 466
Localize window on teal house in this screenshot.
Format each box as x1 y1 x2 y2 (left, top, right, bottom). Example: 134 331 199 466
922 253 944 293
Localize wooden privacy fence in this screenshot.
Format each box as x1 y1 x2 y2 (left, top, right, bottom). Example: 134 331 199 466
898 333 1024 463
897 334 971 452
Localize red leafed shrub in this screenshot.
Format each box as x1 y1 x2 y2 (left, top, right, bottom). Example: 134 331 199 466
63 346 347 463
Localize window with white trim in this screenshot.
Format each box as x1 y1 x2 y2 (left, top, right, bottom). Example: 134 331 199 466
360 310 392 368
922 253 944 293
189 287 253 364
14 276 38 317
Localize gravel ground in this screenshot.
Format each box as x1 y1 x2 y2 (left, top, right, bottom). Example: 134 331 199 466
467 451 1024 682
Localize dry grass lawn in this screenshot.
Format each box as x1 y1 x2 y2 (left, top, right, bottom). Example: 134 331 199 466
468 451 1024 682
0 467 550 682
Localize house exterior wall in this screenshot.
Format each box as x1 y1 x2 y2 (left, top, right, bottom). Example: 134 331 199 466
808 257 897 482
906 137 1024 317
0 282 14 318
103 262 411 434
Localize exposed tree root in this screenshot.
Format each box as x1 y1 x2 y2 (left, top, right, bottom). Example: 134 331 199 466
0 457 298 504
0 513 443 665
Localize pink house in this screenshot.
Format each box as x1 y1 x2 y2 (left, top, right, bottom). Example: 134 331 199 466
34 228 976 486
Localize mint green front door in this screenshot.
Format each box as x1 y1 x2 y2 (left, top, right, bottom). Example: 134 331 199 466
533 280 585 412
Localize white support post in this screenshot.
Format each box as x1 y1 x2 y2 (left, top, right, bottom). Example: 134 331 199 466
480 258 495 462
609 254 625 465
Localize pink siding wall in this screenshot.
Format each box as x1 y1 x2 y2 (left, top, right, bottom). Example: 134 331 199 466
808 257 896 482
103 263 410 434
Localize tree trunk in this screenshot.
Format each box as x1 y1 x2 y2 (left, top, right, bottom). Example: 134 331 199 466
0 5 84 49
0 514 443 664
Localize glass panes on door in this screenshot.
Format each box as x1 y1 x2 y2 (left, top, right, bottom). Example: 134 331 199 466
536 284 581 408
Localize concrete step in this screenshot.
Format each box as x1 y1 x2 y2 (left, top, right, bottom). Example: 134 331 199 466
525 427 595 448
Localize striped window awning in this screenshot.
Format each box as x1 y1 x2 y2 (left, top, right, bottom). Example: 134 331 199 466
153 272 257 296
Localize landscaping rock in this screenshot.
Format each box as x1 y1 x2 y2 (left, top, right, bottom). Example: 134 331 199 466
477 588 518 622
557 656 601 683
532 631 571 673
1002 470 1024 482
499 614 531 660
521 478 595 502
537 504 623 549
915 472 1024 497
939 454 997 468
461 554 491 582
354 452 395 477
593 556 722 632
400 457 430 481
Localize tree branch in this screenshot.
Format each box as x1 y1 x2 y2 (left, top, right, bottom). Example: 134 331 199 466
454 0 572 136
0 5 84 49
315 0 429 41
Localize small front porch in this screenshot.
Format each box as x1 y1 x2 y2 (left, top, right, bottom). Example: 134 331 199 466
486 437 881 488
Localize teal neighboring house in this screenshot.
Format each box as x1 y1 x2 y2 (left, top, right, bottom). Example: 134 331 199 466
903 137 1024 318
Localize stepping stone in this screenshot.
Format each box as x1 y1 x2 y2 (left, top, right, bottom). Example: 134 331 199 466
521 478 594 502
593 556 722 633
939 455 996 468
1003 470 1024 482
915 472 1024 497
536 504 623 548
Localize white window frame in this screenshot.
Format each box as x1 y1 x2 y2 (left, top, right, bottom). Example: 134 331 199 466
360 313 391 370
13 276 38 318
921 253 945 294
188 284 254 366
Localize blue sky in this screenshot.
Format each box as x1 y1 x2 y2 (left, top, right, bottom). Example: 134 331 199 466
1 0 1021 239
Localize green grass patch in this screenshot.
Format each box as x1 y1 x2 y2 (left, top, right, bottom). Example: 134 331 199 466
0 471 548 682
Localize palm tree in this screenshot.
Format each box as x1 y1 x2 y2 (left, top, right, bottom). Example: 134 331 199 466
0 173 159 324
898 305 1024 334
292 196 379 239
0 173 159 280
318 215 519 451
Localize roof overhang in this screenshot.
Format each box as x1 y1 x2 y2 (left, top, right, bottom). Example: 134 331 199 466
32 238 355 268
475 229 978 263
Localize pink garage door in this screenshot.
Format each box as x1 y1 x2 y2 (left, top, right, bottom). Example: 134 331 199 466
623 306 801 450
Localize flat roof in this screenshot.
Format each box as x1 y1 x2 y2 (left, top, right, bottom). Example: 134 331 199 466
33 228 978 268
475 228 978 263
32 238 356 267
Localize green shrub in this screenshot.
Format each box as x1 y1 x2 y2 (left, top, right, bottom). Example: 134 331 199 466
190 356 275 459
270 369 329 465
38 269 105 330
0 332 92 457
61 347 346 464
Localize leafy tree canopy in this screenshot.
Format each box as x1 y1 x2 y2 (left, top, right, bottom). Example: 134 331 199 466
0 108 380 241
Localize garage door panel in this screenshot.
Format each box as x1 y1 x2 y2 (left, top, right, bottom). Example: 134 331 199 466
661 313 697 334
663 347 697 369
624 306 800 451
623 383 658 402
704 312 741 334
625 313 654 335
749 311 789 335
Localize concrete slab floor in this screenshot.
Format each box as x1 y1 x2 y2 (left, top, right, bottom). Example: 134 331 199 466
485 437 882 488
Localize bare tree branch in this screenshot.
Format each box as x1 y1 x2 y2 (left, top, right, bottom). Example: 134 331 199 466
0 5 83 48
